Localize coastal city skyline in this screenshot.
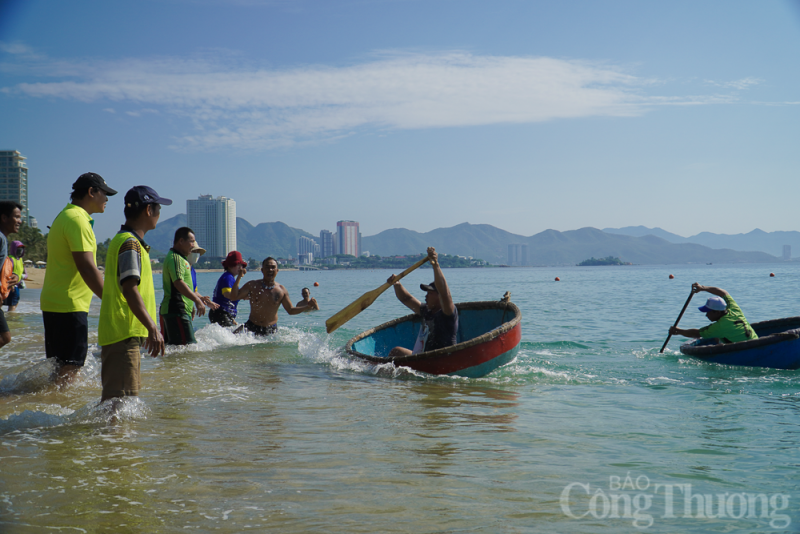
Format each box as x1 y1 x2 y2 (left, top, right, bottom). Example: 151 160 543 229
2 2 800 242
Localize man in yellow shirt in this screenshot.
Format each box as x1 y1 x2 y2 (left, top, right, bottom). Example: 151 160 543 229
98 186 168 403
41 172 117 385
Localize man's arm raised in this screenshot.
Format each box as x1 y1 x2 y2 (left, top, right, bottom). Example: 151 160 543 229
428 247 455 316
226 269 249 301
388 273 421 314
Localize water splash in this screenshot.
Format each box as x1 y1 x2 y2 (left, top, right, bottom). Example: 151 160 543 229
0 396 149 434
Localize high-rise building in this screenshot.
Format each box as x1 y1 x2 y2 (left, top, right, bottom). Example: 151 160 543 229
783 245 791 261
508 244 528 266
0 150 29 224
336 220 360 257
186 195 237 260
319 230 334 258
298 236 318 258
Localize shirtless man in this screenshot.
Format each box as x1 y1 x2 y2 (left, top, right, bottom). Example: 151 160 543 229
228 257 317 336
296 287 320 310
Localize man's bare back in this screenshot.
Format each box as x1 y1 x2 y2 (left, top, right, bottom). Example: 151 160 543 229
228 258 316 329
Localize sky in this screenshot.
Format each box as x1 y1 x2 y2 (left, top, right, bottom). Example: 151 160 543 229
1 0 799 242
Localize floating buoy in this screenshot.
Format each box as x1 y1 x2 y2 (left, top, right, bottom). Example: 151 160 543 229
770 273 775 277
669 274 674 279
314 282 319 286
555 277 560 282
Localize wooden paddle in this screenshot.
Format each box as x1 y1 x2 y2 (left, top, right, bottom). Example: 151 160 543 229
325 256 430 333
660 288 695 353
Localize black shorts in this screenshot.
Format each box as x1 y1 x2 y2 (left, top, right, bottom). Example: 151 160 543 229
0 308 8 335
209 308 236 327
238 320 278 337
43 311 89 366
160 313 197 345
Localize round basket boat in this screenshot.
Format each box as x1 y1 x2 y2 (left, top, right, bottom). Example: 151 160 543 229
345 298 522 378
679 316 800 370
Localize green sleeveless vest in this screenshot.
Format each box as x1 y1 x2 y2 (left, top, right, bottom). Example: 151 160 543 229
98 231 156 346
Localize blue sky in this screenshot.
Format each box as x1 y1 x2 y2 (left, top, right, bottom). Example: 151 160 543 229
1 0 799 242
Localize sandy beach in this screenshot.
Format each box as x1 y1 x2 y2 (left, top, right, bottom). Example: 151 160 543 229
21 267 45 290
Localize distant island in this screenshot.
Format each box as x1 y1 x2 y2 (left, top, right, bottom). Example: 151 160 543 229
577 256 631 266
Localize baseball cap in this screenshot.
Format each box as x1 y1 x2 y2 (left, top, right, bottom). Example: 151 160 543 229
72 172 118 196
420 281 438 292
124 186 173 208
699 296 727 313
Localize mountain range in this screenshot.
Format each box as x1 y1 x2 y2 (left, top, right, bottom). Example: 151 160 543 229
604 226 799 258
145 216 787 266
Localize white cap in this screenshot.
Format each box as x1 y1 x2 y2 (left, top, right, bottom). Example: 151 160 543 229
699 296 727 313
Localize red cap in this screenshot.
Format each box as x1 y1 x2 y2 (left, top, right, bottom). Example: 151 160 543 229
222 251 247 268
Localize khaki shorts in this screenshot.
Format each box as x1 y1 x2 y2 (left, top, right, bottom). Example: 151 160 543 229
101 337 143 399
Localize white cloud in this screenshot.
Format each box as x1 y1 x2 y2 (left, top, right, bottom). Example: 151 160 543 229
0 46 747 150
704 77 762 90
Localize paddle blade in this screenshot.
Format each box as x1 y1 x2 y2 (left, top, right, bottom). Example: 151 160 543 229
325 285 387 333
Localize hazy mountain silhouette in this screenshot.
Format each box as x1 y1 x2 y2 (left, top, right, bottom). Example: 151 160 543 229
605 226 799 258
148 217 781 265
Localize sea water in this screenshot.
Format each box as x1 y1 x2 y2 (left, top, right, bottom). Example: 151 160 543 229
1 263 799 533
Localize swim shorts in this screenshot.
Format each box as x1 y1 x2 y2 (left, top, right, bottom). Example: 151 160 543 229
209 308 236 327
160 313 197 345
43 311 89 366
240 320 278 337
3 286 20 308
101 337 143 398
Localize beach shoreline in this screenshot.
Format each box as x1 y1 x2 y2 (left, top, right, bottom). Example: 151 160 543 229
21 267 45 290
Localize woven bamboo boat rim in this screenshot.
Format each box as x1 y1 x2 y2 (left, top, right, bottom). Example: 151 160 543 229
345 299 522 364
681 316 800 357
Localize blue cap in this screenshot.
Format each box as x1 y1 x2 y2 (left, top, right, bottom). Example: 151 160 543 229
124 185 173 208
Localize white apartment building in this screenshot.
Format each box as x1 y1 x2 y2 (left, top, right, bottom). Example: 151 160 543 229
186 195 237 259
0 150 29 224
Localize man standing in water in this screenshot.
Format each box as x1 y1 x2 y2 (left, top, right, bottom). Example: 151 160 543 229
41 173 117 384
0 201 22 350
98 186 167 402
387 247 458 356
296 287 320 310
669 283 758 343
228 257 316 336
160 227 206 345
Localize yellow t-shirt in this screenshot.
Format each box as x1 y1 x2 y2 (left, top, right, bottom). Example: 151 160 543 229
40 204 97 313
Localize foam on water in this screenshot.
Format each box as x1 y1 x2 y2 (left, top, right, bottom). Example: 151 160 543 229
0 396 149 434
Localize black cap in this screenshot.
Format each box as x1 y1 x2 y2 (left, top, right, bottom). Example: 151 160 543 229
420 281 438 292
72 172 118 196
124 185 173 208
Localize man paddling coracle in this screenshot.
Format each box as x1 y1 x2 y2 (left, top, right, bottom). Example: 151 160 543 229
387 247 458 356
669 283 757 343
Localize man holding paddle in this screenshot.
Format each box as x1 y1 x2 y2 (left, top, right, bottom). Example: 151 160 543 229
387 247 458 356
669 283 757 344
